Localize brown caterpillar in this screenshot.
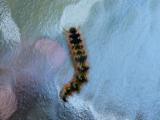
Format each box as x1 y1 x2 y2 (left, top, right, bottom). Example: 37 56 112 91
60 27 89 102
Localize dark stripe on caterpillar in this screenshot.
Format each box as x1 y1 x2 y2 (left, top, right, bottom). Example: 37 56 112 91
72 50 85 57
75 55 87 63
71 44 83 50
70 39 82 44
60 27 89 102
77 64 89 73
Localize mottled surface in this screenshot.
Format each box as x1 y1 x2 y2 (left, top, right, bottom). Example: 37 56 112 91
1 0 160 120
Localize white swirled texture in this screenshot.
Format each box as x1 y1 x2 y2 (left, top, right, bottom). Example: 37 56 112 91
0 0 160 120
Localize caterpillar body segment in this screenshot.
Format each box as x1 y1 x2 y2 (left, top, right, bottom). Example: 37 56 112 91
77 64 89 73
75 55 87 63
60 75 81 102
60 83 72 102
60 27 89 102
71 44 83 50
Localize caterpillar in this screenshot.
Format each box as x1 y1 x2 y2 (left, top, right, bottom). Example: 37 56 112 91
60 27 89 102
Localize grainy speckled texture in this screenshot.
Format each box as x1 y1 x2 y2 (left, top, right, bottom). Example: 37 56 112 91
1 0 160 120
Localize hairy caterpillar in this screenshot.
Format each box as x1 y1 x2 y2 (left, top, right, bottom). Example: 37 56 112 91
60 27 89 102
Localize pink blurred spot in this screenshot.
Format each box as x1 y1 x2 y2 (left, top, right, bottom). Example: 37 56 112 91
0 67 17 120
0 86 17 120
34 38 67 69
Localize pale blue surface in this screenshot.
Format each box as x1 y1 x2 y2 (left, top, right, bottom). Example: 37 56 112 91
0 0 160 120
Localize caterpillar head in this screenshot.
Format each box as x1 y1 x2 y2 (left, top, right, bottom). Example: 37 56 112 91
69 27 77 33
